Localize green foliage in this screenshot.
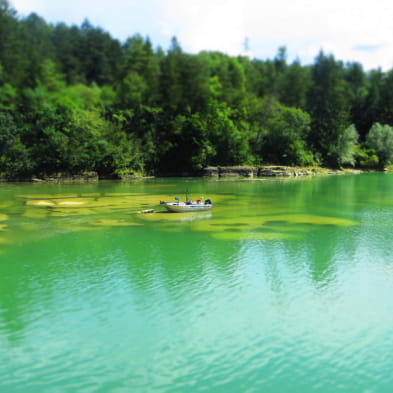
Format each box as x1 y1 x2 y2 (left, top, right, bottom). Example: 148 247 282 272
366 123 393 168
378 71 393 127
121 35 159 103
0 4 393 178
344 62 368 135
355 146 379 168
252 98 314 166
207 102 249 166
277 60 311 109
116 72 148 109
356 69 383 138
0 112 31 176
0 82 16 110
166 113 214 172
331 124 359 167
307 52 351 166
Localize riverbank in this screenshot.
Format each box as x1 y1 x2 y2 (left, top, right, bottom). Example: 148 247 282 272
202 165 366 177
0 165 385 182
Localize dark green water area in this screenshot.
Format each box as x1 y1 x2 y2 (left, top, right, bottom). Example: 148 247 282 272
1 174 393 392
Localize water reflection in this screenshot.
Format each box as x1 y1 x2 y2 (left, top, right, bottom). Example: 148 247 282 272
0 217 379 345
1 175 393 392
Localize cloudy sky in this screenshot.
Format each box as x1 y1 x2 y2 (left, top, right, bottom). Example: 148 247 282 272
10 0 393 70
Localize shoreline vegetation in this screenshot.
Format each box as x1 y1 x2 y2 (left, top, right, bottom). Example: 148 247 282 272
3 2 393 181
0 165 388 183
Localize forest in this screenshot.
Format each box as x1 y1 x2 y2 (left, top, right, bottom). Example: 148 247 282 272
1 0 393 178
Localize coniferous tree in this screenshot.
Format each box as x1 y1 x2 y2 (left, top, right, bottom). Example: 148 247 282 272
1 2 393 177
307 51 351 166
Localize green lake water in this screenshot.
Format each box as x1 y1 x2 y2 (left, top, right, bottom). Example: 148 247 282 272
1 174 393 393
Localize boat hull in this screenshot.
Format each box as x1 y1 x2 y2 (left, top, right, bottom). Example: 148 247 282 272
162 203 212 213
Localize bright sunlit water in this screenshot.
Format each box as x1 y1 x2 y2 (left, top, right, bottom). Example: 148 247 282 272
1 174 393 392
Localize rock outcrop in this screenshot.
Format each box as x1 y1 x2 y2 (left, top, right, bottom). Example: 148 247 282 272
202 166 316 177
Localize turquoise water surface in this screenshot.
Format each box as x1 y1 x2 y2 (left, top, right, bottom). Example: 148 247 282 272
1 174 393 392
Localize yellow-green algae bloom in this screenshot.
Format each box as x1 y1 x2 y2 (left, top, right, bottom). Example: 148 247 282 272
15 192 358 241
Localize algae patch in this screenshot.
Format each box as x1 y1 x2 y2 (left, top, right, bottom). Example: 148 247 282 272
17 192 153 235
91 219 140 227
14 191 359 241
0 214 8 232
136 210 357 241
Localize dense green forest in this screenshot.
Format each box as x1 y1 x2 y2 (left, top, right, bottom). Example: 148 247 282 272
1 0 393 178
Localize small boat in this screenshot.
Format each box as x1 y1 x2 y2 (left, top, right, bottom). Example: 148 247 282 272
160 193 212 213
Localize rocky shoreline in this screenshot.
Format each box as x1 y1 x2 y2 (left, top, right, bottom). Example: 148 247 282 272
202 165 365 177
0 166 384 182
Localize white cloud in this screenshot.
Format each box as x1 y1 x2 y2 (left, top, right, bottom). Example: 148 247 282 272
10 0 393 69
162 0 247 55
162 0 393 69
243 0 393 69
10 0 28 11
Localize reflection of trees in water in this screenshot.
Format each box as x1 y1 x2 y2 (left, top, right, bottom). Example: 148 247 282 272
247 223 360 294
2 173 393 343
0 229 239 343
0 245 61 344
